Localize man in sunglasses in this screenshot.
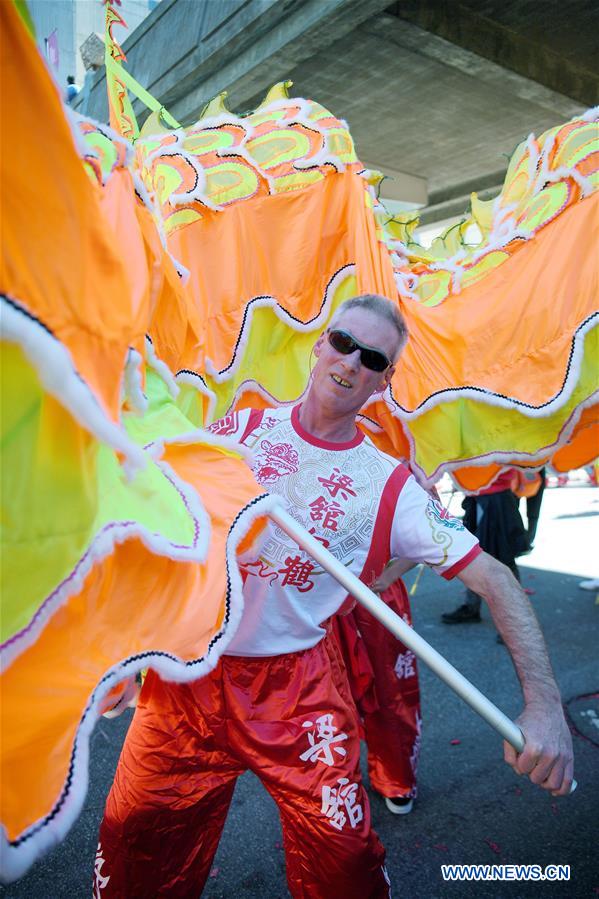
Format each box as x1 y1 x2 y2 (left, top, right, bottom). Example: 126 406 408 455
97 294 573 898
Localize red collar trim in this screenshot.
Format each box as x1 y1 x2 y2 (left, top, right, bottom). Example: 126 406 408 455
291 404 365 450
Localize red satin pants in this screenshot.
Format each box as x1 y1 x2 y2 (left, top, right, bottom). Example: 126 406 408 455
332 580 421 799
95 638 390 898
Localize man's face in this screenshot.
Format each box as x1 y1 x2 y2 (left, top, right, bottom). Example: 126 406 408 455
310 307 402 416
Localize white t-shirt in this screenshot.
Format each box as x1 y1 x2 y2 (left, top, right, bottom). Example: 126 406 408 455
208 405 480 656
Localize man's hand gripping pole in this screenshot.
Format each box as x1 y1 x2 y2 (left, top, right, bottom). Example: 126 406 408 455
269 505 576 792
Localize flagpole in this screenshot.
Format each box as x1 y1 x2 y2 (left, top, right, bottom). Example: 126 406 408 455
270 505 572 775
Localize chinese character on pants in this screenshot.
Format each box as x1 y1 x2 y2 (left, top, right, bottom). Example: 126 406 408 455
94 843 111 897
278 555 316 592
321 777 364 831
308 496 345 531
318 468 357 501
394 649 416 679
300 713 348 766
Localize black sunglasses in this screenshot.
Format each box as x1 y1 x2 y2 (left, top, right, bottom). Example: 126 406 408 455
327 329 391 373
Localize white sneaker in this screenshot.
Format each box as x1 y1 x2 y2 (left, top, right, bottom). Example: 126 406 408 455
578 578 599 591
384 796 414 815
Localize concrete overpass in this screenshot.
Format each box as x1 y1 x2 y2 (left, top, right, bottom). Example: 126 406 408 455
77 0 598 225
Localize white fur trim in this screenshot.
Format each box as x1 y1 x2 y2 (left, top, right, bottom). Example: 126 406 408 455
216 144 275 193
538 165 594 199
580 106 599 123
1 452 211 673
175 370 217 424
65 108 134 180
1 296 146 480
145 131 223 212
147 427 256 468
406 387 599 490
525 133 540 181
122 348 148 414
203 264 356 384
188 112 253 136
0 492 277 883
145 336 179 398
130 171 190 282
382 313 598 421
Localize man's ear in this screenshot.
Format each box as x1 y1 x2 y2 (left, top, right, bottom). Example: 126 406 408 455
378 364 395 392
313 332 325 357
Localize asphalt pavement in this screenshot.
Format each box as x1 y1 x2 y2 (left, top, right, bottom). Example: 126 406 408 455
3 485 598 898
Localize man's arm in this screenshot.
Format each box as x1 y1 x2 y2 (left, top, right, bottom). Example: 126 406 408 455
458 551 574 796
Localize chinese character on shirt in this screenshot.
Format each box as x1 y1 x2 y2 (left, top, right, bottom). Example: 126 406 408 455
278 555 316 592
309 496 345 531
318 468 357 501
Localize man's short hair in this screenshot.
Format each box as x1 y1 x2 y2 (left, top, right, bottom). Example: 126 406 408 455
330 294 408 360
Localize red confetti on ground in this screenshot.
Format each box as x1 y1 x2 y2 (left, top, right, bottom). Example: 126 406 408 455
484 839 502 855
450 739 461 745
433 844 448 852
275 841 282 850
551 803 559 816
209 867 219 878
514 787 523 796
524 588 536 595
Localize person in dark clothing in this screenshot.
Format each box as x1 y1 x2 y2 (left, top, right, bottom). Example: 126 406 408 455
442 469 529 624
524 467 546 547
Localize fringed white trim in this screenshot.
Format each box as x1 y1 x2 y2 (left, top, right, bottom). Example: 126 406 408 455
122 348 148 414
147 427 256 468
203 264 356 385
1 452 211 673
189 112 253 136
145 131 223 213
539 165 594 199
131 168 155 213
384 312 598 421
175 370 217 424
464 218 528 270
145 336 179 398
294 145 346 173
256 96 314 120
65 108 134 181
580 106 599 123
221 382 304 423
0 492 278 884
1 297 146 481
526 132 539 184
407 387 599 491
131 171 191 283
526 133 540 182
532 133 556 196
393 270 419 301
254 98 346 174
216 144 275 193
64 105 100 163
429 248 468 294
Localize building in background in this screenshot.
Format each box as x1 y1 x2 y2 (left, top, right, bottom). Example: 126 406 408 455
28 0 160 98
73 0 595 231
29 0 596 232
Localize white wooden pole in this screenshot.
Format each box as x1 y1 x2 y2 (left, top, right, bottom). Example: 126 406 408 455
274 501 578 789
271 504 545 759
